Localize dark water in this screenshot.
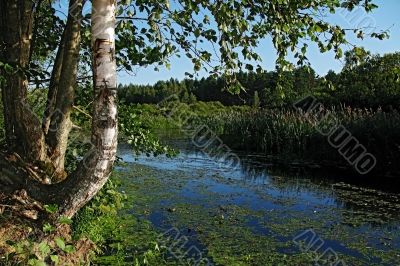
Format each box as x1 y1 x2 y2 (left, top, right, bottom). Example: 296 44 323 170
118 136 400 265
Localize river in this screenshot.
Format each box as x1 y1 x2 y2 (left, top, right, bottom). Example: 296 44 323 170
115 135 400 265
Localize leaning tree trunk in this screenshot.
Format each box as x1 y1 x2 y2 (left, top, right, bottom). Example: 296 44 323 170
42 27 66 135
0 0 47 162
55 0 118 218
45 0 83 180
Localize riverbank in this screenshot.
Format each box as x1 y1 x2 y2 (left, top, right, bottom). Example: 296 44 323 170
0 164 214 265
121 101 400 179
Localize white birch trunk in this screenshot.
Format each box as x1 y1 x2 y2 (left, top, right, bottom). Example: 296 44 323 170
55 0 118 218
0 0 119 220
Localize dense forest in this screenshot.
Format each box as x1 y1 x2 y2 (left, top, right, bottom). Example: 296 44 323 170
118 51 400 110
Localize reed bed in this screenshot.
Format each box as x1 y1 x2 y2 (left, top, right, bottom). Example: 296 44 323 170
200 107 400 176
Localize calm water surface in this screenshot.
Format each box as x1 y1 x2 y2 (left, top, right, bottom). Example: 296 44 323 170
117 136 400 265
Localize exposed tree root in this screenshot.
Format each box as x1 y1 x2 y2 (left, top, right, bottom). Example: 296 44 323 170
0 163 96 265
0 151 49 202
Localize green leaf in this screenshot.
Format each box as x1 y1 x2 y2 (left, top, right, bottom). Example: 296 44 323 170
50 255 59 264
28 259 47 266
59 216 73 225
38 242 51 257
314 24 323 33
55 237 65 250
245 64 253 71
64 245 75 254
42 223 55 233
44 204 58 214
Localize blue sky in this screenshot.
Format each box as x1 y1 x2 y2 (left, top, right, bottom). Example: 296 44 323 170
119 0 400 85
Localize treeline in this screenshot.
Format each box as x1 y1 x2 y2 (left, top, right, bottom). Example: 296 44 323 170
118 52 400 109
118 67 317 107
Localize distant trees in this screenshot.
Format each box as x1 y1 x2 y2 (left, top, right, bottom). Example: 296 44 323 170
118 52 400 110
329 52 400 109
118 66 318 107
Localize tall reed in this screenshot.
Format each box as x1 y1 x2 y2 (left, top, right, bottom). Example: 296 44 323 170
200 107 400 176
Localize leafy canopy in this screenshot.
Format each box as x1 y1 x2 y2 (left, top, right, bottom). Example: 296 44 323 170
7 0 386 93
115 0 387 92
